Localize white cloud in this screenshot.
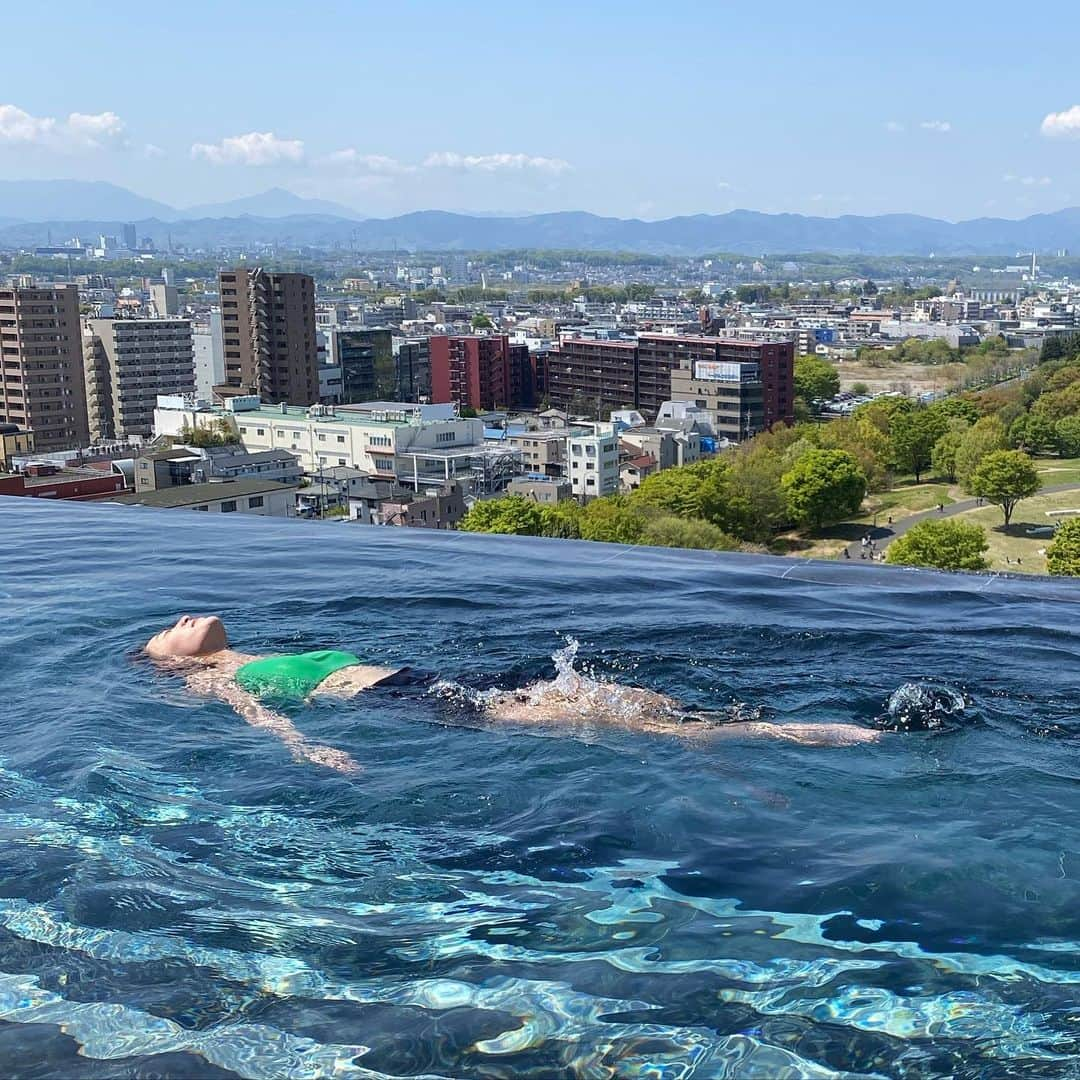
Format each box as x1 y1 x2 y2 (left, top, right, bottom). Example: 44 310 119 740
319 149 414 173
884 120 905 133
191 131 304 166
142 143 166 159
716 180 734 190
423 151 571 173
66 110 127 148
919 120 952 133
1002 173 1052 186
1041 105 1080 138
0 104 129 151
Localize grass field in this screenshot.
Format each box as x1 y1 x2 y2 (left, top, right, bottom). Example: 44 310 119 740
950 490 1080 574
1035 456 1080 486
855 481 955 525
834 359 965 396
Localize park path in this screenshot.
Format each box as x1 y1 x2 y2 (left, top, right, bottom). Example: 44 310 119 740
843 482 1080 561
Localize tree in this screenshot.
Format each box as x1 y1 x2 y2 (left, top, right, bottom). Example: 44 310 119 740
933 397 980 425
1032 382 1080 423
885 519 990 572
816 416 891 492
890 407 948 482
640 516 739 551
578 496 648 544
931 422 968 482
781 449 867 530
631 460 726 521
854 395 913 435
1009 412 1057 454
965 450 1042 527
955 416 1008 484
719 448 790 541
851 381 870 396
1046 518 1080 576
458 496 544 535
1055 415 1080 458
793 355 840 411
470 313 494 330
538 502 583 539
179 418 238 448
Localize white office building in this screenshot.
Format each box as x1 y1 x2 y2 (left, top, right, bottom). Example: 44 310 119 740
568 422 619 499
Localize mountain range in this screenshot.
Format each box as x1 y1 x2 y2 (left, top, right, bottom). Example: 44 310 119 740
2 180 1079 255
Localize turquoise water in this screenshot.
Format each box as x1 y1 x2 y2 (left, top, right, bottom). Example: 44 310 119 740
3 497 1080 1079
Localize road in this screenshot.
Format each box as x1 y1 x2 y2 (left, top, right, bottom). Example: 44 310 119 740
843 482 1080 561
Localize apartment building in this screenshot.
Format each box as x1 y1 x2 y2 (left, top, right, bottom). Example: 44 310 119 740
506 430 566 477
192 311 224 401
430 334 532 411
568 423 619 499
549 333 794 429
216 269 318 406
547 338 638 418
84 318 195 441
329 327 395 402
0 283 89 451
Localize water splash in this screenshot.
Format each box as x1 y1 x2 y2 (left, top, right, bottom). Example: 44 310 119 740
873 682 971 733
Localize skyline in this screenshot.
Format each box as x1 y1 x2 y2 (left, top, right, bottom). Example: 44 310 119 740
3 2 1080 221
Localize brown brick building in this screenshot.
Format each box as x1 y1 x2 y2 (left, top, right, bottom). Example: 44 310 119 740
548 333 794 429
217 269 318 405
0 284 89 451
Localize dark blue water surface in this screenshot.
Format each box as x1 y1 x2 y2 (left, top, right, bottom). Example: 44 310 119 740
3 498 1080 1079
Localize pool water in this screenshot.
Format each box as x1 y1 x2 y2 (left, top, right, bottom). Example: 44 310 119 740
3 498 1080 1079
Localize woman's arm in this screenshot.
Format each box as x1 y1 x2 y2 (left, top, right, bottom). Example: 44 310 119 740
185 669 361 774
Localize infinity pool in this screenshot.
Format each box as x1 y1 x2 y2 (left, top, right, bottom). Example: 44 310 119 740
2 498 1079 1078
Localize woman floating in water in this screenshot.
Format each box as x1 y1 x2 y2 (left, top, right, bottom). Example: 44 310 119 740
145 615 884 773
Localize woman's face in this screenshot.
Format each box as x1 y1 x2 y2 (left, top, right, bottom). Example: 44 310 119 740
146 615 227 658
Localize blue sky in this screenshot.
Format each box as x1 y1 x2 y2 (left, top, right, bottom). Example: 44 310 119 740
3 0 1080 220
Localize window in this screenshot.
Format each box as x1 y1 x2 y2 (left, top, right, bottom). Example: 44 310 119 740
193 505 208 511
337 435 345 444
257 428 264 436
248 496 264 509
338 458 346 466
318 433 326 441
220 500 237 512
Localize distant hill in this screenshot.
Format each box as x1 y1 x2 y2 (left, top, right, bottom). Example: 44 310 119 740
4 185 1080 254
0 180 177 223
181 187 363 220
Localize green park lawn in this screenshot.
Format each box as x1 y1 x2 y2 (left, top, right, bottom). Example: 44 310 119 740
1034 456 1080 486
854 479 955 525
951 489 1080 574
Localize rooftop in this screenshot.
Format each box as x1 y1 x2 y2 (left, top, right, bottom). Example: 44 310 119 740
110 478 298 509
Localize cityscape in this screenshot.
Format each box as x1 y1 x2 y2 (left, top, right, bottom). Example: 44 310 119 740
3 4 1080 1078
2 240 1078 574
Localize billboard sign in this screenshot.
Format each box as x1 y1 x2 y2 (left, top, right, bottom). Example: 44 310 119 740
694 360 757 382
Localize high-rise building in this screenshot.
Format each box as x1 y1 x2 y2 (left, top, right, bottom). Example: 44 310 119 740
429 334 534 412
330 328 395 403
150 283 179 317
394 338 432 402
217 269 318 405
84 318 195 441
192 311 224 401
0 283 89 451
122 223 137 250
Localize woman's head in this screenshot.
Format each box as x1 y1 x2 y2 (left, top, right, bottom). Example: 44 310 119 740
146 615 227 659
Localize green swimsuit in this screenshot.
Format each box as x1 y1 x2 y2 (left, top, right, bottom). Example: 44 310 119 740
235 650 362 700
